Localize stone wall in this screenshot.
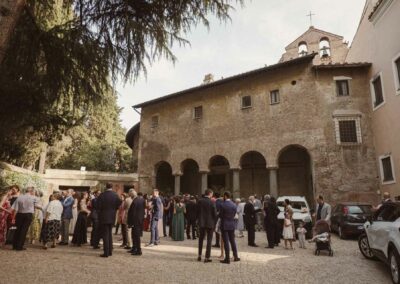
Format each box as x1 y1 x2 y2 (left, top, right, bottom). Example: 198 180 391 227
136 59 380 205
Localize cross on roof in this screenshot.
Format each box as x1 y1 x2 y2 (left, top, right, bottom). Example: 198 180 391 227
306 11 315 27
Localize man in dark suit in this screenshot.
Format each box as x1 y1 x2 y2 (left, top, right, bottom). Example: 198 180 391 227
185 196 198 240
127 190 145 256
244 196 259 247
97 183 122 257
197 189 217 263
264 195 280 249
219 191 240 264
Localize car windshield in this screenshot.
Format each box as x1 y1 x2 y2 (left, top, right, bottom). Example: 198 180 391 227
347 205 372 214
277 201 308 212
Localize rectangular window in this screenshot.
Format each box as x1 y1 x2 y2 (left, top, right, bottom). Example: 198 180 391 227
241 95 252 109
338 120 358 143
372 75 384 107
193 106 203 119
336 80 349 96
270 90 280 104
380 156 395 183
151 115 159 128
394 56 400 93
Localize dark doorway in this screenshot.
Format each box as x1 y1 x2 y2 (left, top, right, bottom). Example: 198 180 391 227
181 159 201 196
278 146 313 205
155 161 174 195
208 155 231 193
240 151 268 198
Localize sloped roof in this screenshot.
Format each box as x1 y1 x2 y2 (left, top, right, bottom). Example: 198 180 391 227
133 53 316 109
285 26 344 49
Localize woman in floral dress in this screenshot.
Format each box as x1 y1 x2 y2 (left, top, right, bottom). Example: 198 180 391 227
0 189 12 248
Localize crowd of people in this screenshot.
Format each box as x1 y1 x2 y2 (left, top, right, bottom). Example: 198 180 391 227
1 183 361 264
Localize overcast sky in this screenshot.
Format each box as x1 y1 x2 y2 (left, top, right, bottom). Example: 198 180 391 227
116 0 366 130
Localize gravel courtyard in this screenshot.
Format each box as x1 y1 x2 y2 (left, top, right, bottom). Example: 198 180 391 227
0 232 391 284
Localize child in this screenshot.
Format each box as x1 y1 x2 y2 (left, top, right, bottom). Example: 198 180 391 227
296 222 307 249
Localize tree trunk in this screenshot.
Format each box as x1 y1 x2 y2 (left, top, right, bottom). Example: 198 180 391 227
0 0 26 64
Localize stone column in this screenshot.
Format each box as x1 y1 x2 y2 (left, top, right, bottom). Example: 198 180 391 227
200 171 208 194
232 168 240 199
174 174 181 196
268 167 278 198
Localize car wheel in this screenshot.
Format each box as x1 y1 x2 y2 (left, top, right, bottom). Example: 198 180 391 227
338 226 346 239
390 248 400 284
358 234 376 260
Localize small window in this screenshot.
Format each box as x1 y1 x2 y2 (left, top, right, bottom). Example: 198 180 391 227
336 80 349 96
270 90 280 104
193 106 203 119
371 74 384 108
151 115 159 128
393 55 400 93
338 120 358 143
380 156 395 183
241 95 252 109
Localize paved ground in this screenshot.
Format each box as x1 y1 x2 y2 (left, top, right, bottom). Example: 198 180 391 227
0 232 391 284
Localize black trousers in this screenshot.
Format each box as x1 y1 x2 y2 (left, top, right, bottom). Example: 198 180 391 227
198 227 213 259
265 223 276 248
90 219 100 247
131 225 142 253
102 224 113 256
13 213 33 250
186 219 196 239
222 230 238 260
246 222 255 245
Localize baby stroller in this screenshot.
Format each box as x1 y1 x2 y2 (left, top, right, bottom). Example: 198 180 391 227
311 220 333 256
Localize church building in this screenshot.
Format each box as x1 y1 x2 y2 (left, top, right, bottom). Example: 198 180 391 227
126 26 381 206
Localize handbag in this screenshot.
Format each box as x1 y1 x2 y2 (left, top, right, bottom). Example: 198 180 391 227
5 226 16 244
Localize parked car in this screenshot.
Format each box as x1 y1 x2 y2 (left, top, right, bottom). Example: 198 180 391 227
277 196 313 238
330 202 373 239
358 202 400 284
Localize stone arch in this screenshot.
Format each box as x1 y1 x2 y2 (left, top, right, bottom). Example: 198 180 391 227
155 161 175 195
208 155 231 194
298 41 308 57
239 151 269 199
180 159 201 196
278 145 314 206
319 37 331 57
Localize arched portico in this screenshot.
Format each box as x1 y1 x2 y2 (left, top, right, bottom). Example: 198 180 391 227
208 155 231 193
239 151 269 198
180 159 201 196
155 161 175 195
278 145 314 205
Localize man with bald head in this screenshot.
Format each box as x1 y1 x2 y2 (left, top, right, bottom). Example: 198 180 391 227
11 187 38 250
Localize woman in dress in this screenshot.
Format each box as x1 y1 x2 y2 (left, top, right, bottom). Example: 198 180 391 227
0 189 12 248
235 198 245 238
42 193 63 249
283 199 294 250
69 192 78 235
72 192 90 246
171 196 185 241
118 194 127 247
26 190 43 244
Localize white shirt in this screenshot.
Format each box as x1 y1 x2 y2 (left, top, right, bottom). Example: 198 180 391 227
11 194 37 214
46 200 63 221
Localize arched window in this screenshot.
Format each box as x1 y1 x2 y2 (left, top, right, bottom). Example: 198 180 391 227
319 37 331 58
298 42 308 57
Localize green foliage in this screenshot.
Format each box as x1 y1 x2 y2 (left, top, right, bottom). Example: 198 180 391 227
0 169 47 193
0 0 243 166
